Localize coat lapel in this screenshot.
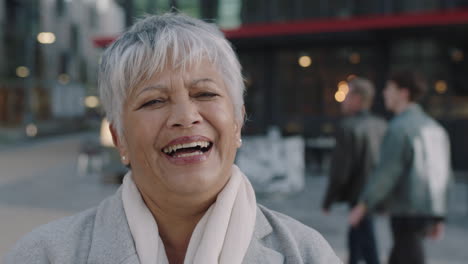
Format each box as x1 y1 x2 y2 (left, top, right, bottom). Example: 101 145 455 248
87 187 140 264
242 207 284 263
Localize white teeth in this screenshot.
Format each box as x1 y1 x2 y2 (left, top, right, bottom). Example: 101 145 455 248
175 151 203 158
183 142 198 148
162 141 211 154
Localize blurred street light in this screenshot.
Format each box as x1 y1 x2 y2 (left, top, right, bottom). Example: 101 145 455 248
335 91 346 102
37 32 56 44
58 74 70 84
25 123 38 137
298 55 312 67
85 96 100 108
338 81 349 94
16 66 30 78
435 80 448 94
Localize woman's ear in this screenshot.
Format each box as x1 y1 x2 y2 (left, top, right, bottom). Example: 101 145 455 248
235 105 246 148
109 124 130 165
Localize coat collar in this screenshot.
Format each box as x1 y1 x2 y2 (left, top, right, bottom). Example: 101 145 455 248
86 188 284 264
242 206 284 263
87 187 139 264
396 103 422 118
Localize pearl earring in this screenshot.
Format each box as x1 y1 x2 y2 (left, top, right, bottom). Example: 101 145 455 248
122 156 126 161
239 139 242 144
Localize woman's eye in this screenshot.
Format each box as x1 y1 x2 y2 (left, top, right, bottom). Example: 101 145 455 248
140 99 165 109
195 92 219 99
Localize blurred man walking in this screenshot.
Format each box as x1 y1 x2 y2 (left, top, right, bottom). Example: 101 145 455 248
350 71 452 264
323 77 386 264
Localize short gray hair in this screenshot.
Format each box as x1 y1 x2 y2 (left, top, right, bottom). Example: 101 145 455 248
348 77 375 109
99 13 245 137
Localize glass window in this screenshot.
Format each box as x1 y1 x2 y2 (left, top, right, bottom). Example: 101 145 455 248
56 0 65 17
240 0 268 24
458 0 468 8
238 51 268 134
218 0 241 28
178 0 201 18
389 36 468 120
353 0 383 15
393 0 440 12
269 46 379 134
328 0 352 18
300 1 328 19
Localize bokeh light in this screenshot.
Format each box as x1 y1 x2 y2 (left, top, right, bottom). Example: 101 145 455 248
58 74 70 84
25 124 38 137
335 91 346 102
338 81 349 94
298 56 312 67
37 32 56 44
435 80 448 94
16 66 30 78
85 96 100 108
451 49 464 62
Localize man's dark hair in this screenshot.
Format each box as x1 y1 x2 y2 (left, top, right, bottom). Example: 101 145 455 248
389 70 427 102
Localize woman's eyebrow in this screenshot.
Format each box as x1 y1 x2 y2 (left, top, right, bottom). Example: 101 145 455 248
189 78 216 87
136 84 168 96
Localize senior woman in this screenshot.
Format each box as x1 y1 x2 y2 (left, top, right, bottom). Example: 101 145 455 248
5 13 340 264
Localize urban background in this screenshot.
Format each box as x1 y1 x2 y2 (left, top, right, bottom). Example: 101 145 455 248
1 0 468 263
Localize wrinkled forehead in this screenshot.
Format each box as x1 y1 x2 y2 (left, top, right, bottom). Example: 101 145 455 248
127 57 223 95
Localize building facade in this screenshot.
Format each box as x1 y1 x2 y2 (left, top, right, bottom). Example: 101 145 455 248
0 0 124 137
74 0 468 169
224 1 468 169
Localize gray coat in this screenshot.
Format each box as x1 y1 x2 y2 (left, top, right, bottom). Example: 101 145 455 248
361 104 452 217
5 187 341 264
323 111 387 209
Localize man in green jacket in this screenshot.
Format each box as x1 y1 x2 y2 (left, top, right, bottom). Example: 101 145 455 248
350 71 452 264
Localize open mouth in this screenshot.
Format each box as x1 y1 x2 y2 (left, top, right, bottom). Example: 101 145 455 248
161 141 213 158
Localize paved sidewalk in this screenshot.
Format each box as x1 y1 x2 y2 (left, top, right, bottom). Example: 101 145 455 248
1 133 467 262
0 132 117 256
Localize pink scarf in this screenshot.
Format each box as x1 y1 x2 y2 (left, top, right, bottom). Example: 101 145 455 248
122 165 257 264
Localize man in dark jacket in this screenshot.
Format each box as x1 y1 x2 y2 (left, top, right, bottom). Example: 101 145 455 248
350 71 452 264
323 77 387 264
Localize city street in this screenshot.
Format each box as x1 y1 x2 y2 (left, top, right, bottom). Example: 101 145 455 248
1 133 468 263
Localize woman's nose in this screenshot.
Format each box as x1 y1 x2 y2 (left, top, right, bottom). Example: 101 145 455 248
167 99 202 128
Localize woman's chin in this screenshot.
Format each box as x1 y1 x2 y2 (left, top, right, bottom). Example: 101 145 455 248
167 174 222 195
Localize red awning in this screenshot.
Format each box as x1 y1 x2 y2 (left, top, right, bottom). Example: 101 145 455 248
92 8 468 47
224 8 468 39
93 36 118 48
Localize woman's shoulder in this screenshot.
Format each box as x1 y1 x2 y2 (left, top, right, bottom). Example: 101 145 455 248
257 204 318 235
3 206 98 264
4 189 133 264
3 188 126 264
254 204 342 263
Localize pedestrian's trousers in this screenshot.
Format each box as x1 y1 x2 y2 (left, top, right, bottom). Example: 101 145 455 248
388 216 433 264
348 214 380 264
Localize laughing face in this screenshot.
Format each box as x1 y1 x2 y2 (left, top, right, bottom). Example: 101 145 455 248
112 60 243 198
